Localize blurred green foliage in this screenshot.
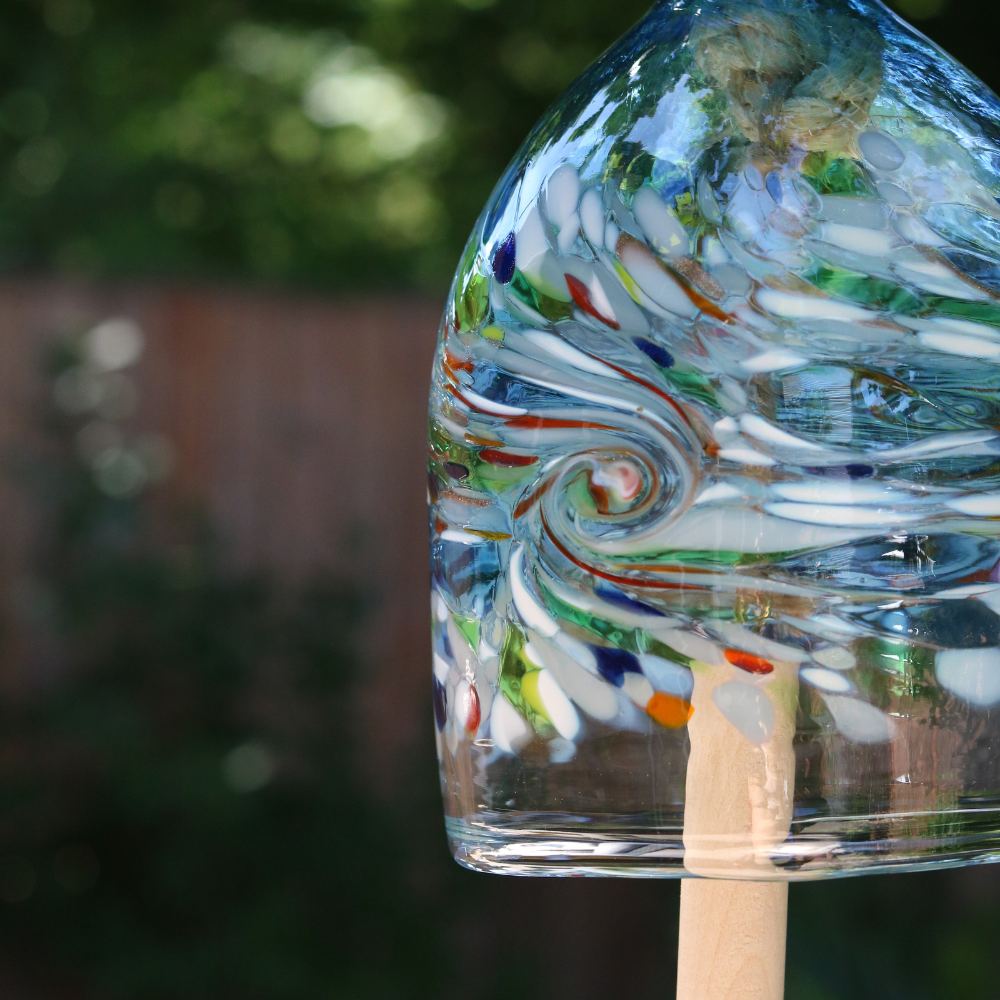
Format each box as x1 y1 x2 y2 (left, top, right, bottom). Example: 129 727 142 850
0 0 991 292
0 0 652 290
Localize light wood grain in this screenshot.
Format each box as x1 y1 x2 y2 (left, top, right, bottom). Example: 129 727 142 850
677 651 798 998
676 879 787 1000
683 656 799 875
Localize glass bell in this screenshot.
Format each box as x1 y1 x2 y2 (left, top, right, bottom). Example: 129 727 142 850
428 0 1000 879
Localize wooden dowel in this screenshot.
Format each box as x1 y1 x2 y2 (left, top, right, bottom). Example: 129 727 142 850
677 879 787 1000
677 652 798 999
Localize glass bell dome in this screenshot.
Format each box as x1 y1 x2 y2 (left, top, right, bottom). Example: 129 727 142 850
428 0 1000 879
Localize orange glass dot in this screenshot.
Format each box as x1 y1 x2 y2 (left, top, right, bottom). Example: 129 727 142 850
646 692 694 729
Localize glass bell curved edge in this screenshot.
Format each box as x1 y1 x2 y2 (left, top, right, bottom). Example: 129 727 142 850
429 0 1000 881
442 817 1000 880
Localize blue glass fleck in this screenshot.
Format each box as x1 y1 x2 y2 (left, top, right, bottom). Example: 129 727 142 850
592 645 642 687
634 338 674 369
433 678 448 731
492 232 516 284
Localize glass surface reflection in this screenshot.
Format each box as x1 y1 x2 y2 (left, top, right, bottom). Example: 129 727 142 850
429 0 1000 878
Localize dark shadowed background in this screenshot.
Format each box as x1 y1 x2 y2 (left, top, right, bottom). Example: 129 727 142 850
0 0 997 997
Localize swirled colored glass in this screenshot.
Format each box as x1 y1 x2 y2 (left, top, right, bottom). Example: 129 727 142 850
429 0 1000 877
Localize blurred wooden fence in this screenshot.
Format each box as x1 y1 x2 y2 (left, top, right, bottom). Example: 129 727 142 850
0 279 442 779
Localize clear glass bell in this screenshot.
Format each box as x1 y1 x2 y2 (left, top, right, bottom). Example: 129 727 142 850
429 0 1000 879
